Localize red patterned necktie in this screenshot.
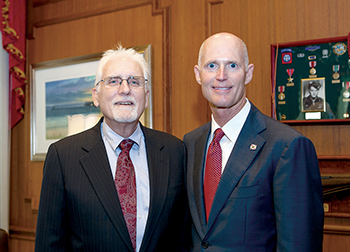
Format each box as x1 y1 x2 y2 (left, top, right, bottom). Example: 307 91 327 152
115 139 137 251
204 128 225 222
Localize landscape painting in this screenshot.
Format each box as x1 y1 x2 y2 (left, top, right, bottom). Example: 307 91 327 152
45 75 100 139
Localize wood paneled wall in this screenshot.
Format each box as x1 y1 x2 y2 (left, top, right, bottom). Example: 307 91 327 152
10 0 350 251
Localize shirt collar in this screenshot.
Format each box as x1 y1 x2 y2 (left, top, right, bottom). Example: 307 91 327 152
102 121 142 151
210 99 251 142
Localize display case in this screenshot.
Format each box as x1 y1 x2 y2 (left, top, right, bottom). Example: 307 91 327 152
271 35 350 123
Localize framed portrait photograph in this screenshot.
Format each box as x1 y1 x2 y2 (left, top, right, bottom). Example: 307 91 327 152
30 44 152 161
301 78 326 112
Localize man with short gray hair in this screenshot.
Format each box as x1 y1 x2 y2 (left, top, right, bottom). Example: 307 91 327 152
35 45 191 252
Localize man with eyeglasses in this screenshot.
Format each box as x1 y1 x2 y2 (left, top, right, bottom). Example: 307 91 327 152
35 45 191 252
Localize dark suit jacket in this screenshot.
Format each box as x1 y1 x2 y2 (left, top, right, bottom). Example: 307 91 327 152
183 104 324 252
35 118 191 252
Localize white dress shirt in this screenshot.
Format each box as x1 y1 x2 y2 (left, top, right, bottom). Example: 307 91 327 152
101 122 149 252
207 99 251 172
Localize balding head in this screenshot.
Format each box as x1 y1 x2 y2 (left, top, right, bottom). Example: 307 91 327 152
193 32 254 125
197 32 249 70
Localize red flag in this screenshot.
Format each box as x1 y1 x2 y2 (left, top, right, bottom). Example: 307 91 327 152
1 0 27 128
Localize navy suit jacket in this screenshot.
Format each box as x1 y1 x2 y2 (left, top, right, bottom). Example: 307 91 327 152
35 118 191 252
183 104 324 252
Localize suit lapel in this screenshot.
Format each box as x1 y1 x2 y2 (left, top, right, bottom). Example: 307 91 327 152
139 126 170 251
206 105 267 229
188 123 211 237
79 119 134 251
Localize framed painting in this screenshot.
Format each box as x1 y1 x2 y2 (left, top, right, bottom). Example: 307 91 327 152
30 44 152 161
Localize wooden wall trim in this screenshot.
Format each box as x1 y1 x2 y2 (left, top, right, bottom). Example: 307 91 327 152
203 0 224 121
26 0 153 39
319 155 350 160
27 0 33 39
152 0 171 132
24 197 39 214
325 213 350 218
33 0 65 8
9 226 36 241
205 0 224 37
324 224 350 235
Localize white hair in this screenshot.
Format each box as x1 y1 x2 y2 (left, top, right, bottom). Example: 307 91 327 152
95 44 150 92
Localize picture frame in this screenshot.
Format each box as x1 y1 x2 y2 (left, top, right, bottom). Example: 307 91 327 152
301 77 326 114
30 44 152 161
271 36 350 123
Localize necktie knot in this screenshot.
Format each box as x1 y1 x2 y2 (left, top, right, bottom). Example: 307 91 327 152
212 128 225 143
119 139 134 152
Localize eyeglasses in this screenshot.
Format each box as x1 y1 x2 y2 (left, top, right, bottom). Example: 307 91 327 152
96 76 147 89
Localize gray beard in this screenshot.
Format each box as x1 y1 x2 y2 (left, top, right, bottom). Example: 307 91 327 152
112 106 139 123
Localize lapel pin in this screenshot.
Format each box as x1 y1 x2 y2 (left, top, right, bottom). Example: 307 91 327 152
250 144 257 150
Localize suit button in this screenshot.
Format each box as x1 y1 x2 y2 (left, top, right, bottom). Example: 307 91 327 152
202 241 209 249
